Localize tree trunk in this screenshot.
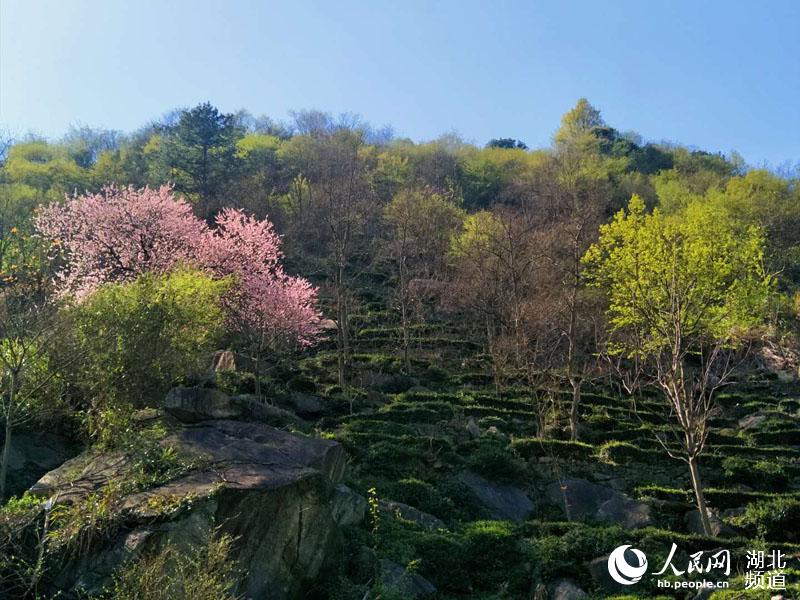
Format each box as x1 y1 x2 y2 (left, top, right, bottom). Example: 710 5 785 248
0 385 14 501
399 261 410 374
335 266 349 390
688 456 713 535
569 377 581 441
253 355 261 399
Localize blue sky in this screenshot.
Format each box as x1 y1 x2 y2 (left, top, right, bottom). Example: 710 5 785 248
1 0 798 166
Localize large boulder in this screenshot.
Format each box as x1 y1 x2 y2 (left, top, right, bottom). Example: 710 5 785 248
285 392 324 418
3 431 79 499
380 499 446 531
32 418 347 599
331 484 368 527
551 578 588 600
379 558 437 598
458 470 535 522
545 478 651 529
164 386 241 422
684 509 742 537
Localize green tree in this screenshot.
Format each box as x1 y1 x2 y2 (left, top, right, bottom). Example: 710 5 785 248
554 98 605 149
584 195 773 534
384 187 464 370
3 141 90 200
157 103 244 217
72 269 228 410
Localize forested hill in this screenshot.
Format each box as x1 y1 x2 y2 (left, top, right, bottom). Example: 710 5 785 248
1 100 800 599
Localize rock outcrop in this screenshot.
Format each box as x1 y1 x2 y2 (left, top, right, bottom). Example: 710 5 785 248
458 470 535 522
379 558 437 598
31 416 348 599
545 478 652 528
4 431 79 499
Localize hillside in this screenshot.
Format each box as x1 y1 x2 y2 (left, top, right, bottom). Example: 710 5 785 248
1 100 799 599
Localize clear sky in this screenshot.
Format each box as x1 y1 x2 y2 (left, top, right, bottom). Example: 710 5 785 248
1 0 798 166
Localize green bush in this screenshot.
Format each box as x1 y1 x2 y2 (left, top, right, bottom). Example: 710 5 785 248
381 478 454 519
511 438 594 462
108 533 239 599
72 269 228 408
598 440 647 464
464 437 528 484
738 497 800 541
461 520 526 590
722 456 789 489
415 532 470 591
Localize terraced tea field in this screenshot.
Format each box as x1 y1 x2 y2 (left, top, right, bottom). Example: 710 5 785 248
276 304 800 599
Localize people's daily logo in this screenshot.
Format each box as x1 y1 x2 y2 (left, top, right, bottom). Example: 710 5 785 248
607 545 648 585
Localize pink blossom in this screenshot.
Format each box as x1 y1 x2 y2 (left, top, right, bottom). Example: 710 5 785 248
35 185 321 348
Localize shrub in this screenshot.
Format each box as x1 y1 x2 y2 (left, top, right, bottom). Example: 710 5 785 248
415 532 470 591
72 269 228 407
511 438 594 462
108 533 239 599
722 456 789 489
464 437 528 484
381 478 454 518
598 440 646 464
461 521 526 590
737 497 800 541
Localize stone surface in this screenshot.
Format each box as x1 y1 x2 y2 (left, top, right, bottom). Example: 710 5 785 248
3 431 79 499
465 417 480 438
331 484 367 526
588 551 645 593
234 394 303 426
286 392 324 418
34 418 347 599
738 413 768 431
458 470 534 522
380 499 446 531
164 386 240 422
210 349 237 372
380 558 437 598
546 478 651 528
551 578 588 600
684 509 742 537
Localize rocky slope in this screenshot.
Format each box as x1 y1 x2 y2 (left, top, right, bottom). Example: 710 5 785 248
28 401 356 599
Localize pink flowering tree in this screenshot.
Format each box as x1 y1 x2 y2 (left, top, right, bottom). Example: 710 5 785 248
35 185 206 300
36 186 321 397
201 208 321 396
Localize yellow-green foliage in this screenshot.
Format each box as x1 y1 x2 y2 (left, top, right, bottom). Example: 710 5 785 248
108 533 238 600
584 194 773 356
72 268 229 407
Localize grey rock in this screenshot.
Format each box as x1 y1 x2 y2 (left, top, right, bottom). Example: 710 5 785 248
331 484 367 526
722 506 747 519
380 558 437 598
4 431 78 499
34 419 346 599
588 551 645 592
685 509 742 537
551 578 588 600
380 499 446 531
210 349 236 372
738 413 767 430
234 394 303 426
466 417 481 438
458 470 534 522
287 392 324 418
546 478 651 528
164 386 240 422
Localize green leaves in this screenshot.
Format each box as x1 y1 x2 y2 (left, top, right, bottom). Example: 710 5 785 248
583 194 773 358
72 269 229 407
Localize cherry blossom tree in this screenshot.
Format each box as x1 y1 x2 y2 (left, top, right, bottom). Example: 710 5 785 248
35 185 204 299
201 208 321 395
35 186 322 397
